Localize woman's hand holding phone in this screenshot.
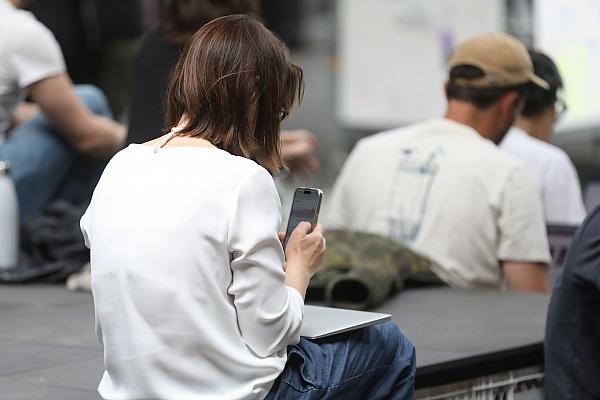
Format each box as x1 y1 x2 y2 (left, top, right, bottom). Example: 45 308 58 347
283 221 326 298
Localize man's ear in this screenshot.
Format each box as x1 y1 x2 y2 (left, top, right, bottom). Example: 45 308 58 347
500 90 521 115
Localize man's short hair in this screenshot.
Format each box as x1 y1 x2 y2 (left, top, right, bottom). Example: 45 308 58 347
521 50 563 118
447 65 530 110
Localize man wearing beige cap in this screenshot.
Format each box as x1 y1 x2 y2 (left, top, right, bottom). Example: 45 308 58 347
325 33 551 292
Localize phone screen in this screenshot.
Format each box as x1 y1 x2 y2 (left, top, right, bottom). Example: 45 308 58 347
284 188 322 248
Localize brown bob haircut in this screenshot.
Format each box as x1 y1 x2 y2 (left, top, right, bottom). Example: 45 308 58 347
164 14 303 173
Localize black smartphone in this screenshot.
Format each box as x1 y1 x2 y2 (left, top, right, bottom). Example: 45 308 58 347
284 187 323 248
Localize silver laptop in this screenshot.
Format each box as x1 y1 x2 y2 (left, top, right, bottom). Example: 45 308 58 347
300 305 391 339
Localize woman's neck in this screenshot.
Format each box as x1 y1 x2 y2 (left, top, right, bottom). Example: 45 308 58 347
514 113 553 142
144 123 217 150
161 135 217 149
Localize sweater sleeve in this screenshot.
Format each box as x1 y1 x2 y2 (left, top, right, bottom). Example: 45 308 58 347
227 166 303 357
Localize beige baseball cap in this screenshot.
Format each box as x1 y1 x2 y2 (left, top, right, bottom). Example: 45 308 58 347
448 32 549 90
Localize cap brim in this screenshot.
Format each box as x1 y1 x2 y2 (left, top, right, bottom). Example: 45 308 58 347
530 73 550 90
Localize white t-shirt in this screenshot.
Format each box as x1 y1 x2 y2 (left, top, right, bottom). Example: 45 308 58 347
0 0 65 135
324 118 550 288
81 145 304 400
500 126 586 225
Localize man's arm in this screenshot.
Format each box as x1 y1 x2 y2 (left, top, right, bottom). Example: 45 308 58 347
497 165 551 293
10 102 40 128
27 73 125 157
502 261 549 293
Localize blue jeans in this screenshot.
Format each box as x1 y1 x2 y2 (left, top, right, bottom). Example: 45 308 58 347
265 321 416 399
0 85 111 223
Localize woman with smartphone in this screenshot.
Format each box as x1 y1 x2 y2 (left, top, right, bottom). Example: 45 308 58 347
81 15 415 399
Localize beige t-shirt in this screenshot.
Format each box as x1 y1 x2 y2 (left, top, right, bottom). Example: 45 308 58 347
325 118 550 288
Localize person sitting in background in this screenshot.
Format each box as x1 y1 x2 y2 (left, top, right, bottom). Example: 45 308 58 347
545 205 600 399
127 0 320 176
500 49 585 225
0 0 126 222
325 33 550 293
82 15 415 399
25 0 144 118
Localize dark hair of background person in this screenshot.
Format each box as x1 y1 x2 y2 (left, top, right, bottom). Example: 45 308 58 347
25 0 144 116
161 0 261 45
126 0 262 146
446 65 530 109
163 14 303 173
521 50 563 118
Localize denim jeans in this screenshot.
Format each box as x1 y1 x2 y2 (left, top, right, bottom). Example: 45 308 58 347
265 321 416 400
0 85 111 223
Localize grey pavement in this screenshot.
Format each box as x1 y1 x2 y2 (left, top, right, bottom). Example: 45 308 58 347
0 285 101 400
0 284 550 399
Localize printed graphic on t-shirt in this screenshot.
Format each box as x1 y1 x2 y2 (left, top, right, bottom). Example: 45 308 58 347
388 148 442 243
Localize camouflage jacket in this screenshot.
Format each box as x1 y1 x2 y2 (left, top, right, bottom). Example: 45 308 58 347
308 230 439 310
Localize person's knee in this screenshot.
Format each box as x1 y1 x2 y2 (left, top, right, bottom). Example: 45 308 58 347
372 322 416 366
373 321 407 344
74 84 112 118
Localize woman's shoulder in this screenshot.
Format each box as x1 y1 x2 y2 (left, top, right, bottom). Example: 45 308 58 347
119 144 269 179
229 155 275 185
214 154 276 193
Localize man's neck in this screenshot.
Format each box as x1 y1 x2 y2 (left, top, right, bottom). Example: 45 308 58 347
444 102 499 143
514 116 551 142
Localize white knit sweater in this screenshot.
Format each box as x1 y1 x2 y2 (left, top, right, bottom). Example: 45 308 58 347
81 144 303 400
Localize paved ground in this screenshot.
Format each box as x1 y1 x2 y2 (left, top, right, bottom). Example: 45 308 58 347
0 285 101 399
0 284 550 399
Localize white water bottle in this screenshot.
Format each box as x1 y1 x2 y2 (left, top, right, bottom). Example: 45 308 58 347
0 161 19 269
